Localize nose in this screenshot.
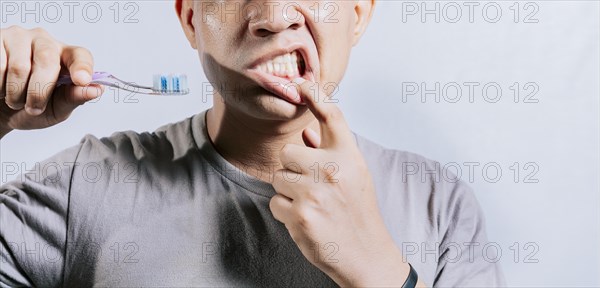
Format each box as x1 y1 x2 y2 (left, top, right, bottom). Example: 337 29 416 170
247 2 305 37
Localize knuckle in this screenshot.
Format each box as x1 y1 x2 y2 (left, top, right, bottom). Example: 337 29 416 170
8 62 31 79
4 82 22 97
5 25 24 33
306 189 325 206
295 208 314 230
70 48 94 69
72 46 93 57
322 163 340 181
323 107 343 123
30 27 48 35
33 45 60 67
268 195 278 210
270 194 285 208
269 194 278 204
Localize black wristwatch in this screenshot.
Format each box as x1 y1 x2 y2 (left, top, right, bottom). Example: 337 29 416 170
401 263 418 288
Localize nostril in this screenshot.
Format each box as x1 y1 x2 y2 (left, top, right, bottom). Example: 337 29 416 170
255 28 272 38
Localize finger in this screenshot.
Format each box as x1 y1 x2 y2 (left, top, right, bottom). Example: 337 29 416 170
62 83 104 103
25 37 61 116
279 143 319 174
302 127 321 148
61 46 93 86
0 37 7 98
269 194 294 224
292 77 353 148
51 84 103 120
272 168 306 200
4 35 32 110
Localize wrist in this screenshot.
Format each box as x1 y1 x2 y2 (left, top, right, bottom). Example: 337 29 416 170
333 241 412 287
361 245 411 286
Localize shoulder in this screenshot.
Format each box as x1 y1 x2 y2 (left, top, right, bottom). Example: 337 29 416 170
353 132 484 234
75 114 198 163
354 132 457 190
354 132 441 173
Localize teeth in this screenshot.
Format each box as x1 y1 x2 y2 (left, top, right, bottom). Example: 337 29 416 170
257 51 303 78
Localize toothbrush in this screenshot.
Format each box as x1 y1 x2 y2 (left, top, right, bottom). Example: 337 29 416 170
56 72 189 95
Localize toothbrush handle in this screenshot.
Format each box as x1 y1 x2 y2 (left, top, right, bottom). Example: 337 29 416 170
56 72 111 86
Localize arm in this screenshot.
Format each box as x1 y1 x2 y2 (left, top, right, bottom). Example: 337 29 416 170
0 26 104 285
0 143 82 287
434 182 506 287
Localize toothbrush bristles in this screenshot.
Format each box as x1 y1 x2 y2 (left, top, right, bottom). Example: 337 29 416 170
153 74 189 94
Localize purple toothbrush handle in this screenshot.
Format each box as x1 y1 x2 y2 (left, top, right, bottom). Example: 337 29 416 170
56 72 111 86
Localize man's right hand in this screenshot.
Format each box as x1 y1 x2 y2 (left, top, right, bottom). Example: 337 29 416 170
0 26 104 139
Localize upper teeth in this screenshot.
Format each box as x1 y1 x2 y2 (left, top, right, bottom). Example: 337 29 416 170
258 51 303 78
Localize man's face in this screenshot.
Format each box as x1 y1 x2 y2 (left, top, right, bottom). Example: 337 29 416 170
177 0 374 121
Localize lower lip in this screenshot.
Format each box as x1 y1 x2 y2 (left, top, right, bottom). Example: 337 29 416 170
245 69 306 105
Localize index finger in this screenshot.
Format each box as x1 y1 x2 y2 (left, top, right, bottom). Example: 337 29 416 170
292 76 354 149
61 46 93 86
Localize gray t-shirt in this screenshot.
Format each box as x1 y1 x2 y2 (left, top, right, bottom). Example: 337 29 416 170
1 109 505 287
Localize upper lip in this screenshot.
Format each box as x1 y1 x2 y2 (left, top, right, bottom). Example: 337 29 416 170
246 43 312 77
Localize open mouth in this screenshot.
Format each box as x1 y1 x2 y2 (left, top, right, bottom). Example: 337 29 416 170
246 48 311 105
254 50 306 79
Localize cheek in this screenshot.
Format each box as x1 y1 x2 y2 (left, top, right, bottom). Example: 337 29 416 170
194 16 220 54
313 3 356 81
319 24 354 84
193 11 233 50
195 19 245 68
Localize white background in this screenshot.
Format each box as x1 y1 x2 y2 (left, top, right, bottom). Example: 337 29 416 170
1 1 599 286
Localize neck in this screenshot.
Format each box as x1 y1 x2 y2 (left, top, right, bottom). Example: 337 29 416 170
206 100 320 184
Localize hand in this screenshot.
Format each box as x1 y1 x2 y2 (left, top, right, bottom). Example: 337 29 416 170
0 26 104 138
269 78 420 286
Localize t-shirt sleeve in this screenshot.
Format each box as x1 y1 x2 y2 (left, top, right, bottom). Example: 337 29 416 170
433 181 506 287
0 142 84 287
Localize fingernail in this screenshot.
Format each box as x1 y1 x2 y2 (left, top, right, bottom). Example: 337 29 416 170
75 71 92 85
6 102 24 110
26 106 43 116
293 77 306 85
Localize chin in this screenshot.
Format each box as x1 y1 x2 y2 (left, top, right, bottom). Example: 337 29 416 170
234 93 308 122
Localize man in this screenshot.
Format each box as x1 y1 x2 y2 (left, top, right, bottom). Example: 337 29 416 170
0 0 505 286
